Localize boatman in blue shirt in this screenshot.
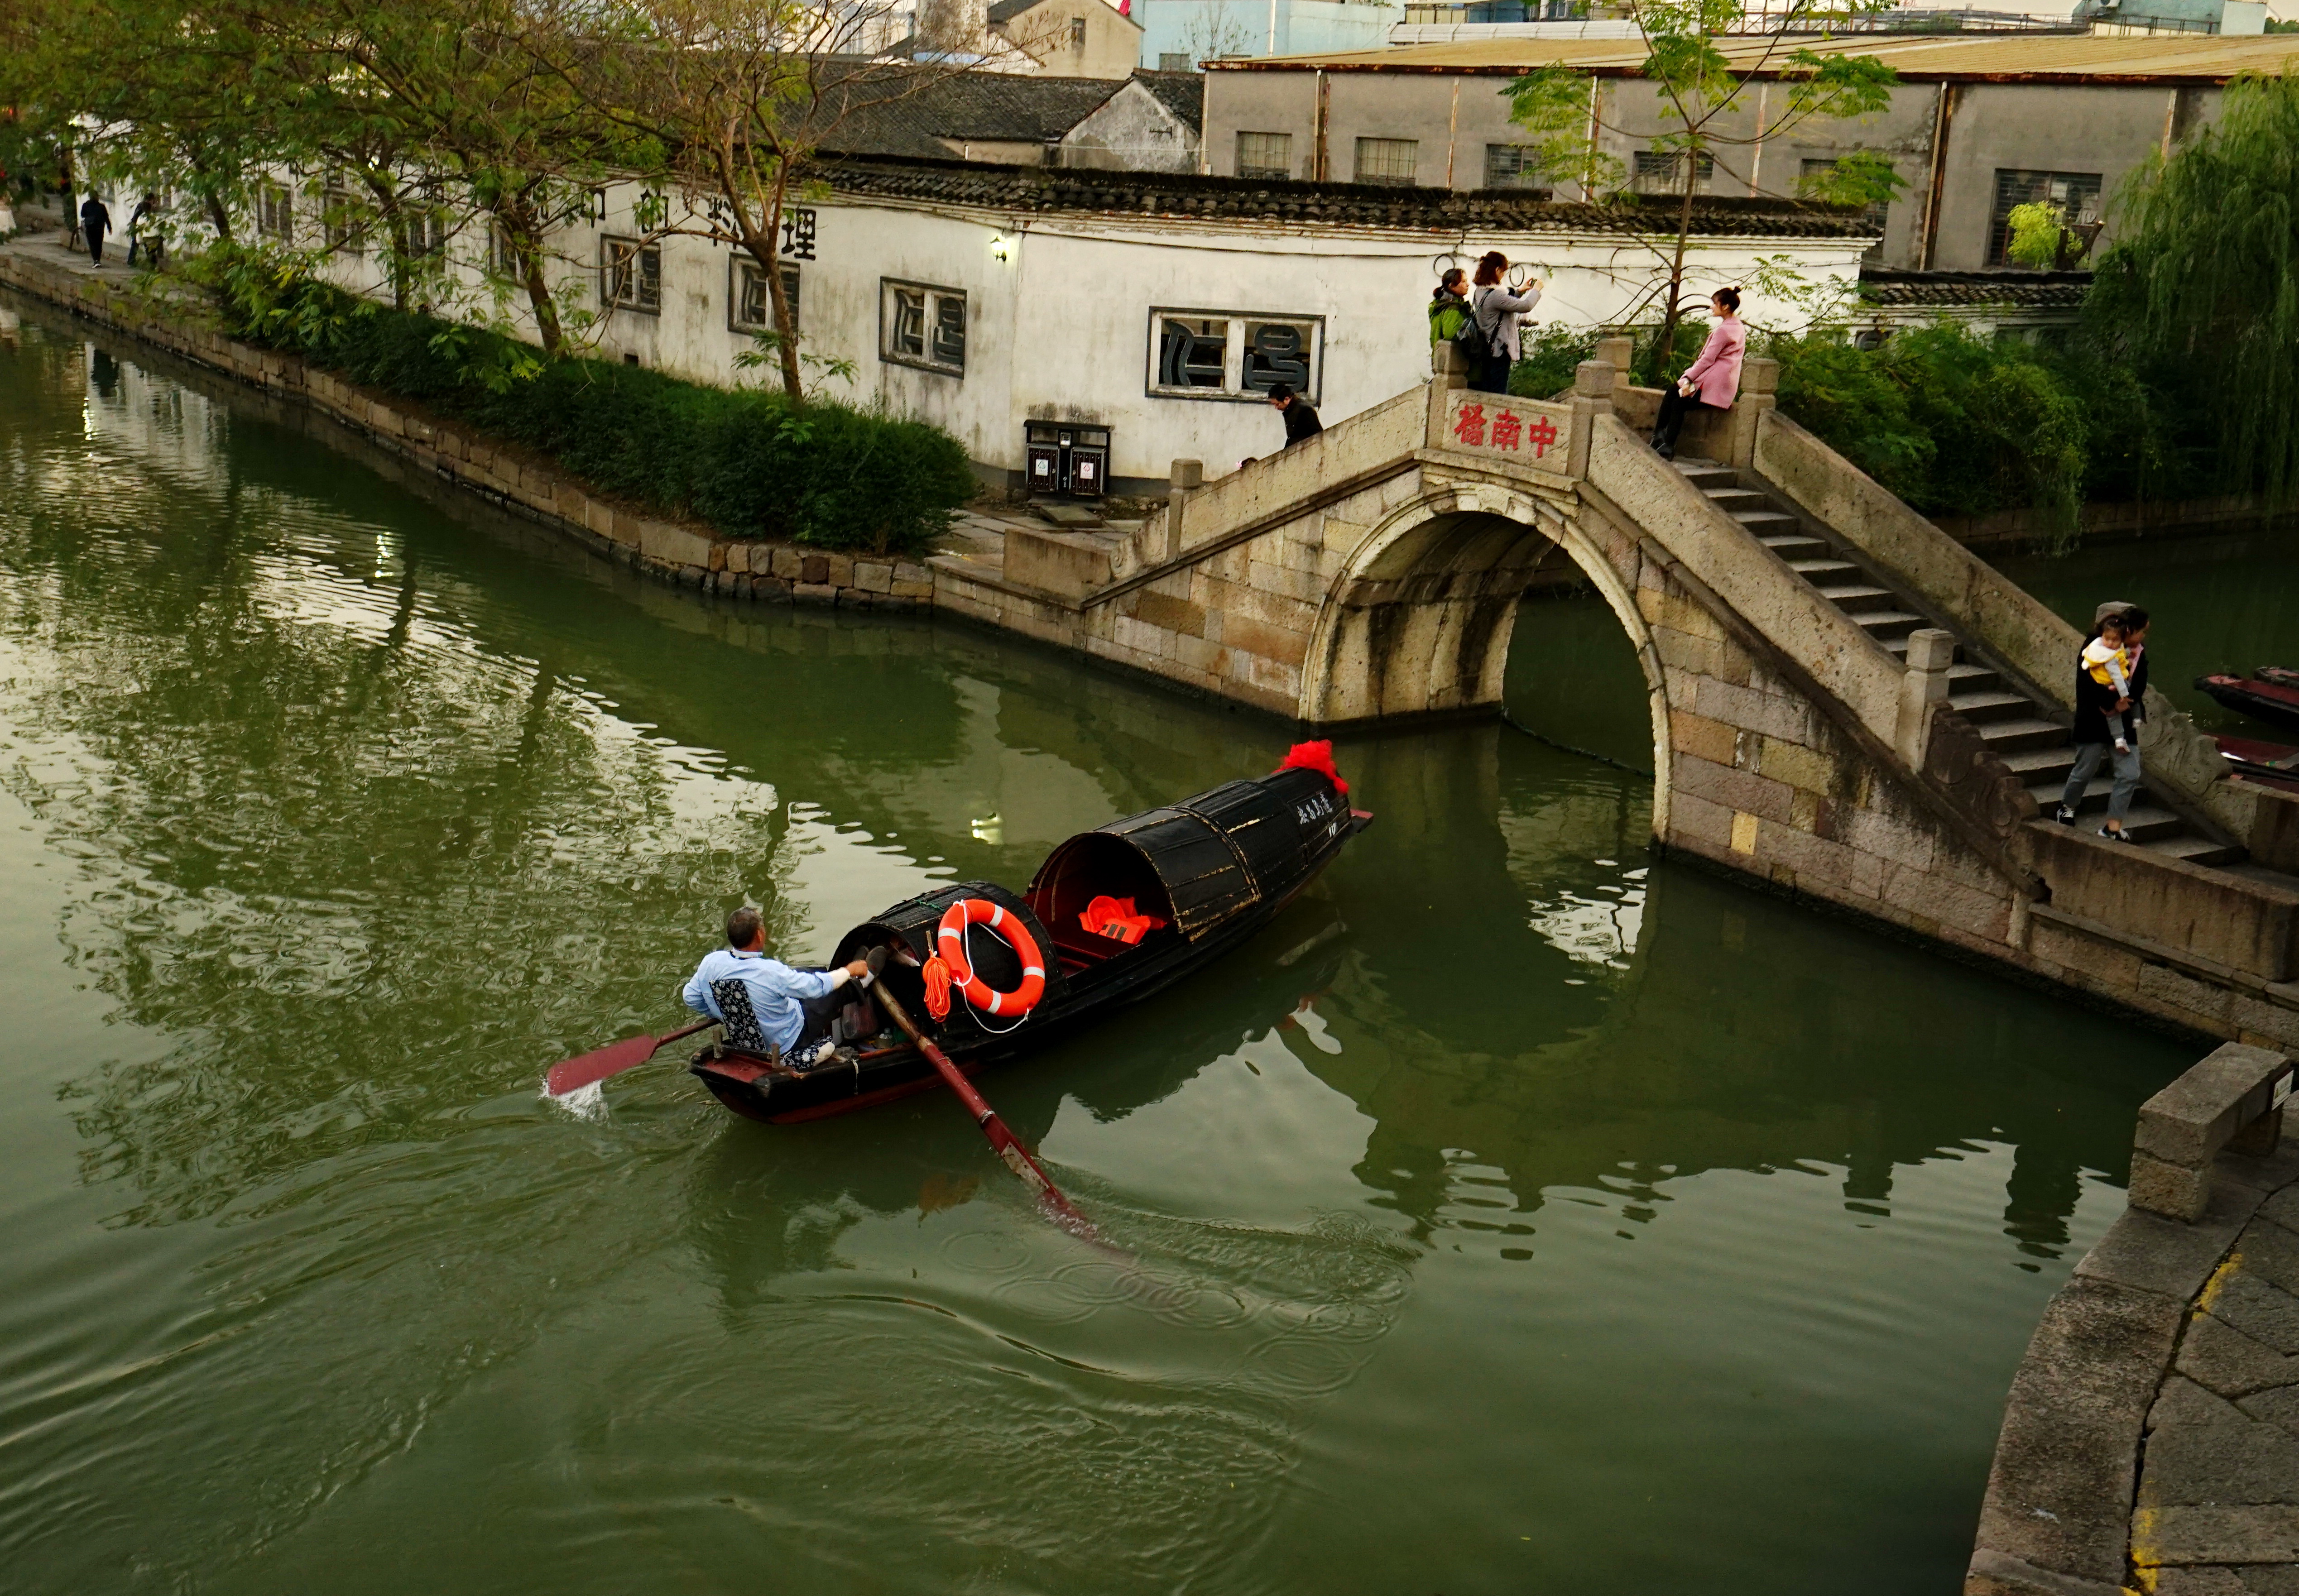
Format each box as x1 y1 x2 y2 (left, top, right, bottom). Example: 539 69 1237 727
682 906 870 1062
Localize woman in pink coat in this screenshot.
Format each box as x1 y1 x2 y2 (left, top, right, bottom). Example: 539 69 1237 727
1650 287 1744 462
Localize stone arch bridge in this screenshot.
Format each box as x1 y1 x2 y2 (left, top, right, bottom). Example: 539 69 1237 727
935 345 2299 1054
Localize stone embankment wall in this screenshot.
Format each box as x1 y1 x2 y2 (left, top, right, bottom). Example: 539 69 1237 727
0 243 935 612
1970 1042 2299 1596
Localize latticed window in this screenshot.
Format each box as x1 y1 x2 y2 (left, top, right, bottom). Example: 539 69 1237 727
1633 149 1714 194
881 279 965 377
1149 309 1322 403
1988 168 2102 266
600 235 661 313
323 187 363 253
1236 131 1292 181
256 184 293 241
731 259 801 334
1353 138 1419 187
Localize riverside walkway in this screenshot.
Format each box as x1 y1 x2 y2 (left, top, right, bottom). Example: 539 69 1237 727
8 228 2299 1061
1973 1043 2299 1595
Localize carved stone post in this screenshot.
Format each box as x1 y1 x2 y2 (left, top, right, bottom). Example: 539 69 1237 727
1730 357 1781 469
1896 627 1956 770
1568 359 1616 480
1427 342 1469 449
1593 335 1634 399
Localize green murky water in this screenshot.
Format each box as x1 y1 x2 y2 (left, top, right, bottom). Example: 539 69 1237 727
0 300 2194 1594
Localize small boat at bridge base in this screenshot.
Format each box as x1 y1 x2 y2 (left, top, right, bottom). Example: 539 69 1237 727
687 750 1369 1124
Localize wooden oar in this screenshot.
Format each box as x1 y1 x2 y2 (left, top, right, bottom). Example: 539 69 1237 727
867 959 1097 1239
545 1018 717 1098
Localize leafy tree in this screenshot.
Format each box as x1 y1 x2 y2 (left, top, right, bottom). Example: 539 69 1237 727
539 0 1003 403
1505 0 1899 364
2004 199 2098 271
2089 70 2299 508
253 0 627 355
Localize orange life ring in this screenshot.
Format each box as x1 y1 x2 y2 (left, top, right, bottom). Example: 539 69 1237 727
935 898 1046 1017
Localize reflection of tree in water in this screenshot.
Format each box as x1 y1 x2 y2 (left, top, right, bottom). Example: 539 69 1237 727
1 437 815 1222
1295 724 2160 1260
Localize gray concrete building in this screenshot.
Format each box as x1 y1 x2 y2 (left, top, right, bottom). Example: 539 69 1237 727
1200 31 2299 269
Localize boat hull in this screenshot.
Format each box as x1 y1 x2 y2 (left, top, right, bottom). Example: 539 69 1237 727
2198 673 2299 736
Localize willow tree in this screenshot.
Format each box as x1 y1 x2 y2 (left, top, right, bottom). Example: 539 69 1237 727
2092 71 2299 508
1505 0 1898 364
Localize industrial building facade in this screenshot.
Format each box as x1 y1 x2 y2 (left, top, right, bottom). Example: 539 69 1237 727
1198 32 2299 271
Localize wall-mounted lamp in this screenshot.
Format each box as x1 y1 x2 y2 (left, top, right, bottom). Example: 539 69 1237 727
989 232 1012 262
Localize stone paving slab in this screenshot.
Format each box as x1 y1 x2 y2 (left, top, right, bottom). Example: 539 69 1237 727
2176 1309 2299 1400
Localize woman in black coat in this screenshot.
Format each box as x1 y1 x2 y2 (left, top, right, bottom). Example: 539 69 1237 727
2054 605 2148 841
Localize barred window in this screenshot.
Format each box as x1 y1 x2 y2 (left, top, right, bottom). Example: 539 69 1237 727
1158 52 1191 71
600 235 661 313
1353 137 1419 187
882 278 965 377
1484 144 1544 189
1237 131 1292 181
730 258 801 334
1987 168 2102 267
1633 149 1714 194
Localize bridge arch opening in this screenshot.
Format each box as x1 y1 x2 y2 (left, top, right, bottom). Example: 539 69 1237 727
1301 484 1674 834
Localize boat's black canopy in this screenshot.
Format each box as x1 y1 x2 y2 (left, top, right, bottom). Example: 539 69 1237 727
1029 765 1343 942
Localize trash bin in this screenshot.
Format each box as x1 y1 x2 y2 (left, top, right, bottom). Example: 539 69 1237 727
1023 421 1110 500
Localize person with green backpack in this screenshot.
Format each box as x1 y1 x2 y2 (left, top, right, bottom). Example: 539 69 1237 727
1428 268 1471 353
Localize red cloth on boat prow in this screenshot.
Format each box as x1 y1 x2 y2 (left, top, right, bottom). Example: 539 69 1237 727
1081 895 1165 945
1275 740 1348 796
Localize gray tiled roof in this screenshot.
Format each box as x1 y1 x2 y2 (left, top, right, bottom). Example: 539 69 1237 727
1130 70 1205 125
808 153 1878 235
1859 268 2091 309
813 71 1134 159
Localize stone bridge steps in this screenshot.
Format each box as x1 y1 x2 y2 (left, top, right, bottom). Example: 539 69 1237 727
1678 456 2245 869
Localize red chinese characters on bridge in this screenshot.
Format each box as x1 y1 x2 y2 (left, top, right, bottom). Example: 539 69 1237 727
1451 402 1560 459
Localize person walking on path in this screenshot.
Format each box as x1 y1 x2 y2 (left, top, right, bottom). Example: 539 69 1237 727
78 194 111 265
1649 288 1746 461
1267 383 1322 447
126 193 163 269
2055 604 2151 842
1428 268 1471 352
1467 252 1541 395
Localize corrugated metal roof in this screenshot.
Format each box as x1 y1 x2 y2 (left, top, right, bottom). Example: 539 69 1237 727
1208 30 2299 82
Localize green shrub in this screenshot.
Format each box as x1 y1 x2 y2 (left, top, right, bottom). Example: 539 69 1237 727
1509 325 1598 398
199 250 976 557
1767 322 2089 543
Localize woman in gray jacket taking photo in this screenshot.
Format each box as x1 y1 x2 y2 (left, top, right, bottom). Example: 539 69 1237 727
1468 251 1542 393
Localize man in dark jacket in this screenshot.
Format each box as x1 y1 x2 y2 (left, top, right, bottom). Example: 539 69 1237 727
1267 383 1322 448
79 195 110 265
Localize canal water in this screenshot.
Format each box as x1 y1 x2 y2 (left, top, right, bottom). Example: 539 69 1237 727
0 302 2194 1595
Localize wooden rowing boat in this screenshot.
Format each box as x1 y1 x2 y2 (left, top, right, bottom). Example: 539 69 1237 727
687 756 1369 1123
